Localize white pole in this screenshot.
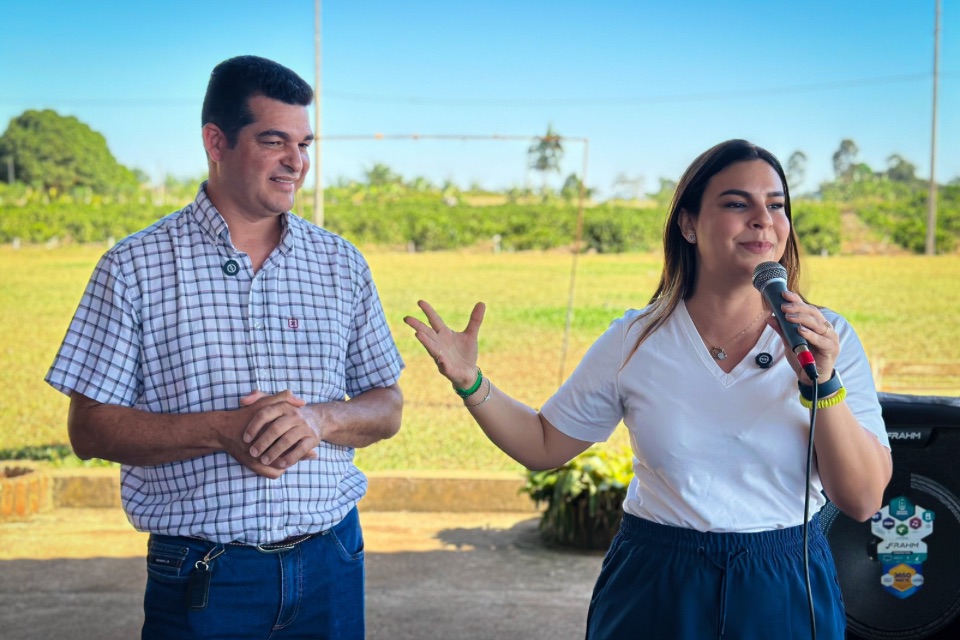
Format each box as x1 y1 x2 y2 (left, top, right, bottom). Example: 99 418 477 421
313 0 324 227
925 0 940 255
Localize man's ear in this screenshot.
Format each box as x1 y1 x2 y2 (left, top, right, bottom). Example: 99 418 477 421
202 124 227 163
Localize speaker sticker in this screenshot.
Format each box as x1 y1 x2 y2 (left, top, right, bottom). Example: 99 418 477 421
871 496 935 599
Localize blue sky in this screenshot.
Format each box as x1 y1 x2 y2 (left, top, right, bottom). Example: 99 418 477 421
1 0 956 198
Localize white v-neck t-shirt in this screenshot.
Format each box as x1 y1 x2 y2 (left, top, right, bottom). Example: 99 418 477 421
540 301 888 533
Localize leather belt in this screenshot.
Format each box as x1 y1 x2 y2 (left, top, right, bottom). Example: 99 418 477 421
183 531 321 554
252 532 319 553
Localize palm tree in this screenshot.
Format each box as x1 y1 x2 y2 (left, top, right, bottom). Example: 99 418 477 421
528 124 564 195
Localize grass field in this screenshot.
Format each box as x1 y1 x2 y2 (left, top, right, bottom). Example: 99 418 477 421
2 244 958 472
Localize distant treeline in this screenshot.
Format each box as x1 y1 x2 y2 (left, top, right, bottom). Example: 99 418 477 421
1 181 958 255
2 109 957 254
0 192 663 253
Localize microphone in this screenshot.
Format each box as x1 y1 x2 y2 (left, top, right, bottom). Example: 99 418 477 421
752 261 819 380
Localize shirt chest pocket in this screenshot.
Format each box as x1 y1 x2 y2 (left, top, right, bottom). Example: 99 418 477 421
270 314 350 400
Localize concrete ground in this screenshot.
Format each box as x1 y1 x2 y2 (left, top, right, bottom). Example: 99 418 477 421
0 506 603 640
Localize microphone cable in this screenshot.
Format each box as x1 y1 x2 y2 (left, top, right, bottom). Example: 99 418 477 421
802 378 820 640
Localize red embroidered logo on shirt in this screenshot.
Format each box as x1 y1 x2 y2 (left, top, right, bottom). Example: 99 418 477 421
287 318 299 329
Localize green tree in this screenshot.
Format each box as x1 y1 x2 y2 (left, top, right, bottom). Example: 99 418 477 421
792 201 841 256
406 175 435 192
850 162 876 183
832 138 859 183
363 162 401 186
786 150 807 192
528 124 564 194
0 109 139 193
885 154 918 183
610 172 645 201
648 177 677 207
561 173 593 202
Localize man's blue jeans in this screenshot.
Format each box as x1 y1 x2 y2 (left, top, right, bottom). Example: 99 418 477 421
142 507 364 639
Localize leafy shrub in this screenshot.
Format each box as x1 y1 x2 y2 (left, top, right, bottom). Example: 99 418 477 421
859 192 958 254
2 182 956 254
792 201 841 255
817 176 959 254
521 446 633 550
0 199 169 244
582 205 664 253
0 444 116 468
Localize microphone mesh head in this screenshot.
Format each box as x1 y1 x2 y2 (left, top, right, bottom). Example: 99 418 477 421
752 261 787 292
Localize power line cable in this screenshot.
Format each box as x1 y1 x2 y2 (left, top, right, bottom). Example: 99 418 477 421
324 73 942 106
1 72 956 109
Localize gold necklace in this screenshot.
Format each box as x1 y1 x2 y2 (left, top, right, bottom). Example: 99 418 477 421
708 309 765 361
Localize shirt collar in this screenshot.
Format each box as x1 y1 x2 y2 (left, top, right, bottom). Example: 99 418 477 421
191 182 296 258
192 182 231 246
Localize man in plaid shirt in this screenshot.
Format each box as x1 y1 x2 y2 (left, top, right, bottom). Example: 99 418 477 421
46 55 404 639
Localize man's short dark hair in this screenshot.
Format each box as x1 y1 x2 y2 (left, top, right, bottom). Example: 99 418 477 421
201 55 314 147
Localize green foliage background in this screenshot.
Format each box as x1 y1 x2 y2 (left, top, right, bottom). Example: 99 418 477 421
2 246 959 472
2 181 957 257
2 110 958 256
0 109 140 194
0 189 670 254
2 114 960 472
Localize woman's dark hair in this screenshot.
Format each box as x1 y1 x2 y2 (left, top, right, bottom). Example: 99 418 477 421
201 55 314 147
628 139 802 357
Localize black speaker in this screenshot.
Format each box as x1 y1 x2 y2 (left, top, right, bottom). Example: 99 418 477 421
821 394 960 639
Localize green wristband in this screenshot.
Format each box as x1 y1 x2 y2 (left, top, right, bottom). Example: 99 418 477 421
454 368 483 397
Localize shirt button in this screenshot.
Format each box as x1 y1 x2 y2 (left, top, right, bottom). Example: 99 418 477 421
253 322 262 330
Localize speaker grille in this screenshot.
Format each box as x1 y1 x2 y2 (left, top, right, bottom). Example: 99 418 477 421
822 396 960 640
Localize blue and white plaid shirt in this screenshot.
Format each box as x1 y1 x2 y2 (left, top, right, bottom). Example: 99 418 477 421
46 185 404 544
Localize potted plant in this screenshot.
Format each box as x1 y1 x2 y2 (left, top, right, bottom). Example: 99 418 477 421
520 446 633 551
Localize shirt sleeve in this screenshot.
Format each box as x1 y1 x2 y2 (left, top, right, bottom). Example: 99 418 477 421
45 251 142 406
828 309 890 450
540 314 632 443
344 253 404 398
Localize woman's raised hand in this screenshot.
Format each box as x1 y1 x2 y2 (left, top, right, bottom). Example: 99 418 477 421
404 300 485 389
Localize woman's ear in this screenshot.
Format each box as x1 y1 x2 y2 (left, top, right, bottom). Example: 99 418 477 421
679 210 696 243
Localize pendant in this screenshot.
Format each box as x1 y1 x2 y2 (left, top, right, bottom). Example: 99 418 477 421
711 347 727 361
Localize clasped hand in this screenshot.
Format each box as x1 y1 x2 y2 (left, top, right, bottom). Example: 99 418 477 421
227 390 322 478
